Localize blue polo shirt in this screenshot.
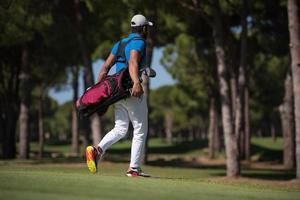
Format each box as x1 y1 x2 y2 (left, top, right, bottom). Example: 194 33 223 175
111 33 146 73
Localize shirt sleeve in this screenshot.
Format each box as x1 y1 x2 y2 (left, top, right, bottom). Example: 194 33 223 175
111 41 120 55
127 40 145 54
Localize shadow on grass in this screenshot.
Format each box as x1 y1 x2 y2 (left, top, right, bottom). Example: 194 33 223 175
107 140 208 155
29 156 84 164
211 168 296 181
251 144 283 162
106 155 296 180
242 170 296 180
146 158 225 169
105 153 226 170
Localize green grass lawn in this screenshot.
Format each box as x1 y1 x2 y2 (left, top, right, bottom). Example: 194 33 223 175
251 137 283 151
3 137 299 200
0 161 299 200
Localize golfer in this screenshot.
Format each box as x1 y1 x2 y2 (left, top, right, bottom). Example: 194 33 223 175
85 14 152 177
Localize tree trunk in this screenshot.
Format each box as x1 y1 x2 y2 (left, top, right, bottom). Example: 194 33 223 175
91 114 102 144
1 109 18 159
271 122 277 142
208 97 217 159
287 0 300 178
212 0 240 177
165 111 173 144
38 96 44 158
19 46 30 159
71 66 79 155
244 86 251 161
19 103 29 159
73 0 102 146
1 49 21 159
82 72 91 149
214 114 220 154
71 109 79 154
1 103 18 159
142 8 157 164
73 0 94 86
230 69 237 121
279 72 295 169
235 0 248 160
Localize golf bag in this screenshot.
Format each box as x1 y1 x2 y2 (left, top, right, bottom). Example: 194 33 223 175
76 67 132 118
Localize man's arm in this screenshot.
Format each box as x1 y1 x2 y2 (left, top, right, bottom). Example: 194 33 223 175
97 53 115 82
129 50 143 97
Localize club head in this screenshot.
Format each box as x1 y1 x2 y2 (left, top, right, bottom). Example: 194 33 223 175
143 67 156 78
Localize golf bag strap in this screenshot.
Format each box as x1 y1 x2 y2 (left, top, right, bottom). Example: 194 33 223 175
115 37 145 65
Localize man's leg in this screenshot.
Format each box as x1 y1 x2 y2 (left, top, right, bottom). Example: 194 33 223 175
98 101 130 153
86 101 130 174
125 96 148 168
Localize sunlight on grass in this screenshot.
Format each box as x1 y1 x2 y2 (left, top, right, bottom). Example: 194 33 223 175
251 137 283 151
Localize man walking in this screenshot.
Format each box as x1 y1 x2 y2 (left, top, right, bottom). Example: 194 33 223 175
85 14 153 177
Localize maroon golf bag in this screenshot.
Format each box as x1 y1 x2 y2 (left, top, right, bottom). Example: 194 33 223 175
76 67 132 118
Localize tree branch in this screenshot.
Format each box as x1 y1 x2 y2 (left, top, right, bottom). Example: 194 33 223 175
224 0 239 11
177 0 213 26
177 0 199 12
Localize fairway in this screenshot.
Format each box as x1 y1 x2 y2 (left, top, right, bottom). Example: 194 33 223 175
0 162 299 200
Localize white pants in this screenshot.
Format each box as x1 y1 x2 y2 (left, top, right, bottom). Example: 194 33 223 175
98 95 148 168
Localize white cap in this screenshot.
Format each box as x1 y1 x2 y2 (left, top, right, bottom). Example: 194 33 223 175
131 14 153 27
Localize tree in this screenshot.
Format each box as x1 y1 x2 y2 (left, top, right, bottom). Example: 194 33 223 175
208 97 219 159
161 33 212 139
16 1 55 159
150 85 198 143
234 0 248 160
19 46 30 159
249 0 289 137
0 0 54 158
37 89 44 158
0 48 20 159
287 0 300 178
211 0 240 177
71 66 79 155
244 85 250 161
31 63 67 158
279 72 295 169
173 0 246 175
72 0 102 146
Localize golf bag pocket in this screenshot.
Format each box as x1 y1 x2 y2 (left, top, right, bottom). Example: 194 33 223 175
80 80 114 105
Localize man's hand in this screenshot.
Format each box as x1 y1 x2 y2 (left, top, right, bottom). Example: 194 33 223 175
131 82 143 97
98 71 107 82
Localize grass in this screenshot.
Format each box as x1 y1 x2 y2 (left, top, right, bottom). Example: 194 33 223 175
2 137 299 200
251 137 283 151
251 137 283 162
29 142 79 155
0 161 299 200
